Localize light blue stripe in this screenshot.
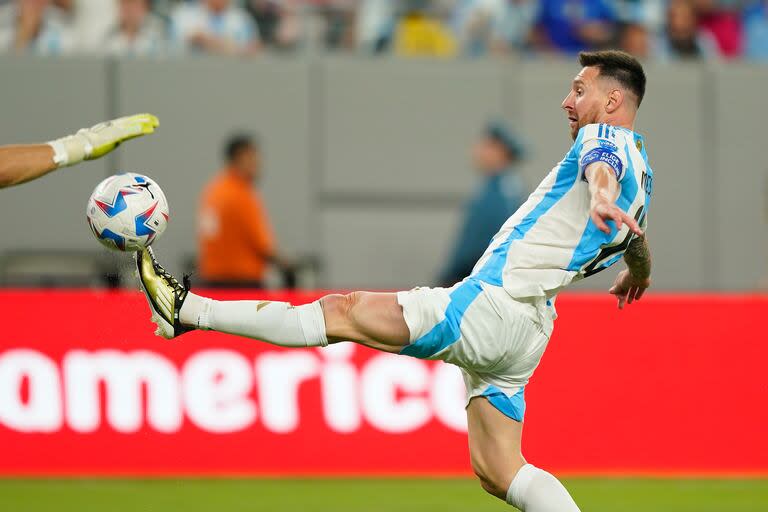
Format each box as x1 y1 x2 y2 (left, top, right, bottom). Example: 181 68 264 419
482 385 526 421
598 123 603 138
399 279 484 359
474 134 584 286
567 141 640 271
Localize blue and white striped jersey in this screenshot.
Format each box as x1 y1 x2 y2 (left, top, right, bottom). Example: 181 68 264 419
470 123 653 300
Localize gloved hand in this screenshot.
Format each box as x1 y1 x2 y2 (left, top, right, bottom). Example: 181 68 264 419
48 113 159 167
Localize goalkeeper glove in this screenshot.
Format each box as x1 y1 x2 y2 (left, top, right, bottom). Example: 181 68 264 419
48 113 159 168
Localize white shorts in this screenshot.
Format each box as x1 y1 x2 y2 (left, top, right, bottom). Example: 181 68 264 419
396 278 552 421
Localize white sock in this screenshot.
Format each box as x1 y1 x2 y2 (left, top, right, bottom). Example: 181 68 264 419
506 464 580 512
180 293 328 348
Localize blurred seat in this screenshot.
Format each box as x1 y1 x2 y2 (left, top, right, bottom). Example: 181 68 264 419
182 252 323 290
0 250 123 288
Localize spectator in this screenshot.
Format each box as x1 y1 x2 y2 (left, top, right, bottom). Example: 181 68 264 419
656 0 719 60
103 0 166 56
69 0 119 52
356 0 395 53
198 134 290 288
312 0 356 50
693 0 742 57
533 0 617 54
0 0 75 55
170 0 260 56
743 0 768 61
619 22 651 59
393 0 458 57
245 0 302 51
451 0 538 57
613 0 663 63
613 0 666 32
438 121 528 287
245 0 280 45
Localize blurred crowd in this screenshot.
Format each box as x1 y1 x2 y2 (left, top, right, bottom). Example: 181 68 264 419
0 0 766 61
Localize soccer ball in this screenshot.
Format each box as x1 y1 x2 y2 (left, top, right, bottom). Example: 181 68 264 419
86 173 170 252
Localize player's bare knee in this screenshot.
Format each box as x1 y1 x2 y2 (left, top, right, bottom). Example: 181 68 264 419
320 292 363 337
319 294 345 329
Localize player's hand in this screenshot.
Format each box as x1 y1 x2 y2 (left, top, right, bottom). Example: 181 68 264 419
78 113 160 160
49 114 160 167
590 201 644 236
609 269 650 310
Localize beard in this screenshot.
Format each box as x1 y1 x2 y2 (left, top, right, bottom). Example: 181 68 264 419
570 106 601 140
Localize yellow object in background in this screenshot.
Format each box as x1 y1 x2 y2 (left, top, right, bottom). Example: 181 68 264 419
394 14 458 58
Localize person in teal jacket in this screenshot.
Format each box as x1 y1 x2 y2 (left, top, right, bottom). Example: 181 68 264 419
438 120 528 286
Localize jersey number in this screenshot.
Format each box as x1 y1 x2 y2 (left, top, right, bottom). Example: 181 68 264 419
583 206 645 278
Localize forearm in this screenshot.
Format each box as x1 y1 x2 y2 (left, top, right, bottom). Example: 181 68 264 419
0 144 57 188
587 162 620 207
0 114 158 189
624 235 651 280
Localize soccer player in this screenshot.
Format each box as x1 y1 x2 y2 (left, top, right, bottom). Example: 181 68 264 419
0 113 159 189
137 50 652 512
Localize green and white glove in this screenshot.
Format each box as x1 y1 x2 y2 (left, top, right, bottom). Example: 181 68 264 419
48 113 159 167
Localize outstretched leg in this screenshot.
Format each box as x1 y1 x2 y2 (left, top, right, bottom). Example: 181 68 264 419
467 397 580 511
137 247 411 352
183 290 411 353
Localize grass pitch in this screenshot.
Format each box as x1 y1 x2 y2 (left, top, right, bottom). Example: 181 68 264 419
0 478 766 512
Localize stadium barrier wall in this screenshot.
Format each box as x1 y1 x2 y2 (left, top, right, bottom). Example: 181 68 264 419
1 57 766 292
1 290 766 476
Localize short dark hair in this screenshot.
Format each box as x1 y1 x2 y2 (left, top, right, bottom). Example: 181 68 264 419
579 50 646 107
224 133 258 162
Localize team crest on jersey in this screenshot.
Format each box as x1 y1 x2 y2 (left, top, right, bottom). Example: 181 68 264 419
598 139 618 152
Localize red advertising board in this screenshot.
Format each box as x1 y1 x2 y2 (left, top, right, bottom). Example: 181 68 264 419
0 290 766 476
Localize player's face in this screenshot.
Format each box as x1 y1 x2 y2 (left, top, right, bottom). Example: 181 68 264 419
561 66 606 140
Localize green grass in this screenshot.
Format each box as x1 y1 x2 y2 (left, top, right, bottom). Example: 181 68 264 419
0 478 766 512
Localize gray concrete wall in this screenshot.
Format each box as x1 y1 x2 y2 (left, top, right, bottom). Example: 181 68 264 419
318 58 505 288
0 58 110 254
712 64 768 290
0 56 765 291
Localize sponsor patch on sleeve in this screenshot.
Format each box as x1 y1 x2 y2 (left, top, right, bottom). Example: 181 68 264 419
598 139 618 152
580 148 623 181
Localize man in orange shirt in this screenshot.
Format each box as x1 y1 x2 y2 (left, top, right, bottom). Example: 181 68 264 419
197 134 284 288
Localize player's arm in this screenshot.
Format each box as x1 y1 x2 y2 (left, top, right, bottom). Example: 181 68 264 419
610 235 652 309
0 144 57 188
0 113 159 189
584 161 643 236
584 160 649 309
